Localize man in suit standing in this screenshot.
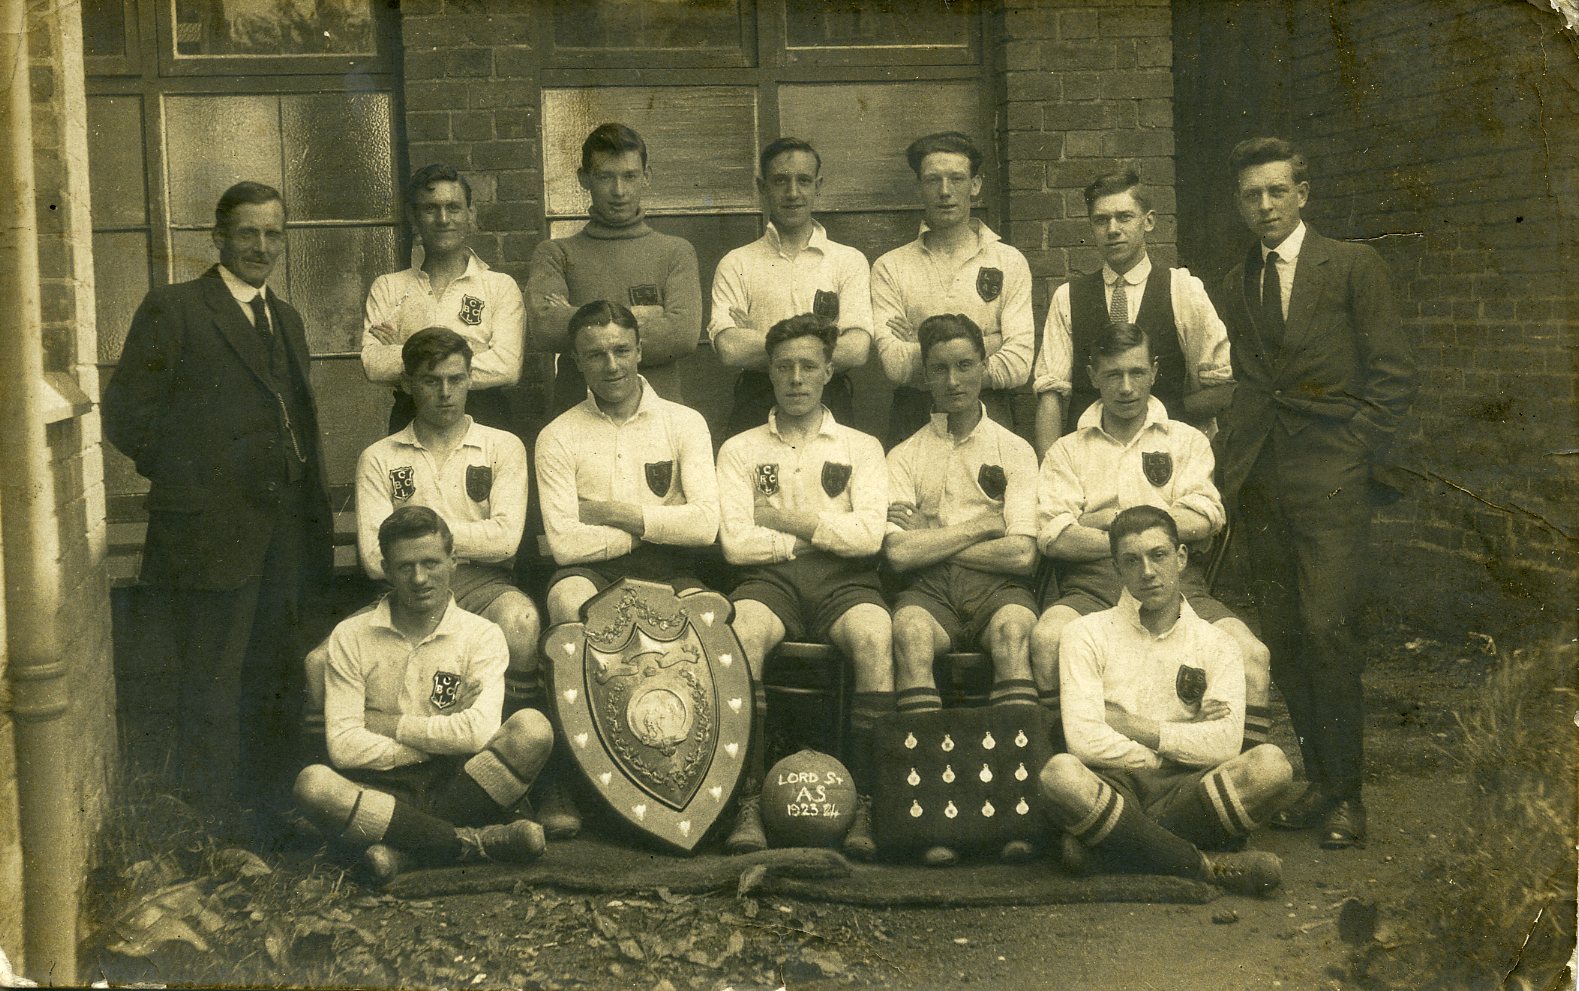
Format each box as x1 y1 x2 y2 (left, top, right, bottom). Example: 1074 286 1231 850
105 181 332 833
1216 139 1416 849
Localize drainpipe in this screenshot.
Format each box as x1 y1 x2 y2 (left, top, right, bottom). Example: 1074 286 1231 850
0 2 78 985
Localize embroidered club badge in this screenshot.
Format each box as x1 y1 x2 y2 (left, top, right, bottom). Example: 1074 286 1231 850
821 462 852 497
1142 451 1173 487
976 267 1003 302
389 466 415 502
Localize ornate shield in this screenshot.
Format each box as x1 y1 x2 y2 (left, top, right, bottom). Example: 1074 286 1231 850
1142 451 1173 487
976 267 1003 302
977 463 1007 501
466 464 492 502
542 579 751 854
645 460 674 497
1176 665 1207 706
821 461 851 497
812 289 840 320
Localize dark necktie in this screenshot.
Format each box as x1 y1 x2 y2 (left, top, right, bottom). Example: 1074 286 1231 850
249 293 272 339
1108 278 1129 326
1260 250 1285 349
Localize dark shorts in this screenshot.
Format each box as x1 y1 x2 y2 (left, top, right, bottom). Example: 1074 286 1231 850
1048 558 1236 624
343 756 466 814
548 542 705 597
725 369 854 441
1097 762 1219 849
730 552 888 643
452 563 519 614
895 563 1037 650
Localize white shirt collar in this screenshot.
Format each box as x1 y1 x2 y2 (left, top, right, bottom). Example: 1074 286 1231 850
917 217 999 254
407 245 488 279
1076 395 1171 435
765 220 828 254
1103 253 1152 288
927 403 992 443
370 593 461 642
580 375 660 423
1115 587 1197 639
769 405 838 440
217 264 268 304
392 415 481 450
1261 221 1307 263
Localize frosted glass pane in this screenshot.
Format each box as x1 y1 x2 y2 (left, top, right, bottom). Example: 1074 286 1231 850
542 87 758 215
82 1 127 58
287 226 399 354
94 232 153 363
87 97 148 227
784 0 973 49
310 359 393 491
555 0 740 49
170 229 227 284
170 0 375 56
165 95 282 227
779 82 982 210
282 93 396 221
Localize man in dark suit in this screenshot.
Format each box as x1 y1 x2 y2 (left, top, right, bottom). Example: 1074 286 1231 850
105 181 332 831
1215 138 1416 849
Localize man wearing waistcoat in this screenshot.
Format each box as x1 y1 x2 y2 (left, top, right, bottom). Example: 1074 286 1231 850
1032 168 1234 457
1215 138 1416 849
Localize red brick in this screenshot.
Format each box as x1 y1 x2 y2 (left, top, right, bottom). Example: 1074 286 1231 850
1100 69 1171 100
471 139 538 170
1064 130 1103 158
1060 10 1100 39
468 79 538 110
405 111 451 142
1040 41 1118 71
407 46 493 80
1061 71 1100 101
494 108 539 139
1010 192 1065 221
451 112 494 142
1007 131 1063 161
1102 128 1174 157
1004 40 1042 72
1099 8 1170 37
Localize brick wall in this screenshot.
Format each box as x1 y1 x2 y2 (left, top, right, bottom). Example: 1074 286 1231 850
1001 0 1177 318
2 0 119 969
1286 0 1579 628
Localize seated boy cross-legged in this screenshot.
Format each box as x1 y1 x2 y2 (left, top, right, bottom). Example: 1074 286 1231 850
884 313 1041 866
1038 506 1292 895
717 314 895 859
295 507 553 883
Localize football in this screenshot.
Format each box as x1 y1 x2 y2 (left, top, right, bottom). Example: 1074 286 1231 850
760 750 858 848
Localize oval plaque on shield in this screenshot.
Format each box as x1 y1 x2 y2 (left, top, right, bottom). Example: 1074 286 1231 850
541 578 751 854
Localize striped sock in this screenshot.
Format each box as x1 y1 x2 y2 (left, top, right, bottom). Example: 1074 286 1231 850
435 746 534 826
1066 778 1203 879
1168 766 1257 850
343 789 460 862
990 677 1038 707
1242 704 1275 750
895 686 942 713
849 690 896 795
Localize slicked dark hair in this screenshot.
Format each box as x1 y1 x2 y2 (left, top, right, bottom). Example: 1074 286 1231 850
759 137 821 179
1228 136 1309 186
580 122 647 172
1108 505 1181 556
1086 321 1154 369
405 163 473 208
919 313 986 362
568 299 640 350
402 326 473 376
215 181 284 230
906 131 982 177
1083 167 1152 213
765 313 837 362
378 504 454 560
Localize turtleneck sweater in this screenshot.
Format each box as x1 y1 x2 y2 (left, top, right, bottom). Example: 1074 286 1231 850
526 212 702 411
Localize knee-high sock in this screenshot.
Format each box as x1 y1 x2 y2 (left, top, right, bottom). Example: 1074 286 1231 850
1166 766 1258 851
1242 704 1274 750
340 788 459 862
1063 778 1204 879
436 746 537 827
990 677 1038 707
1039 687 1065 752
849 691 896 796
744 682 768 793
895 686 942 713
505 667 545 720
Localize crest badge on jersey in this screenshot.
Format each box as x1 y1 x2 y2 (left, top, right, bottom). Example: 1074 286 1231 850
1176 666 1207 706
466 464 492 502
542 579 752 853
812 289 840 320
755 463 779 497
977 463 1007 501
629 284 662 307
976 267 1003 302
646 460 674 497
821 462 852 497
431 670 463 710
389 466 415 502
1142 451 1173 487
458 294 485 327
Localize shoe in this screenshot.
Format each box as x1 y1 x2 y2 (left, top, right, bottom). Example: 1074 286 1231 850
1203 850 1283 896
537 779 582 840
1000 839 1036 863
363 843 409 885
1057 832 1090 877
841 794 876 862
1270 785 1332 830
456 819 547 864
1320 797 1367 849
724 794 768 855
